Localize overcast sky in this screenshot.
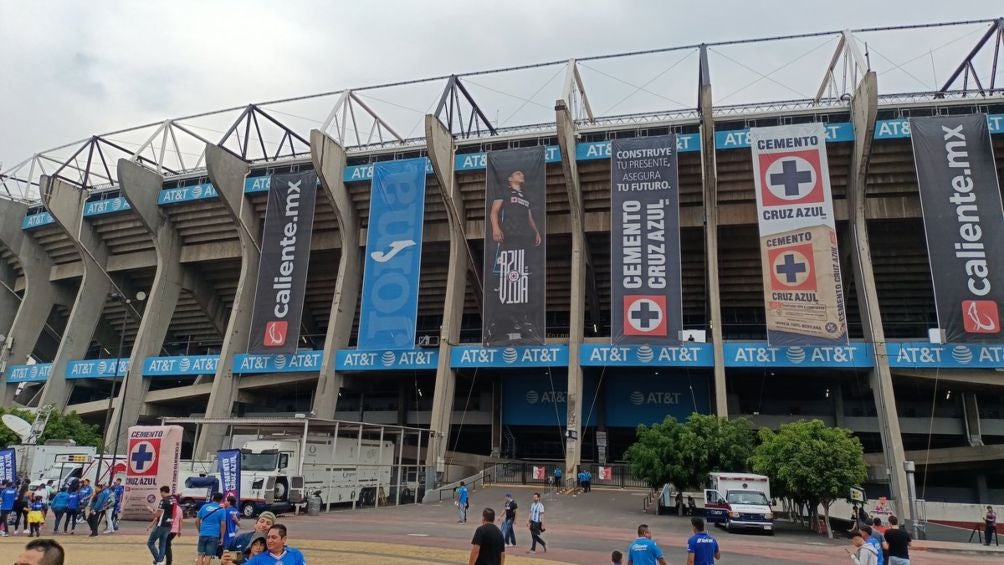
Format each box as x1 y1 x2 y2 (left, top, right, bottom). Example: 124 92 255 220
1 1 1002 186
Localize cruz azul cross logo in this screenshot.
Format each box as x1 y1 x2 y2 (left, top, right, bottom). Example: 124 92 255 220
963 300 1000 334
128 439 158 476
768 244 816 290
624 295 667 336
758 150 824 207
263 321 288 347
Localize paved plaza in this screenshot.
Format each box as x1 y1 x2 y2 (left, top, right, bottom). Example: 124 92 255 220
1 486 1000 564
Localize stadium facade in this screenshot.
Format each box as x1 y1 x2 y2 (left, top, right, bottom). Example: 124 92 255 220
3 21 1004 516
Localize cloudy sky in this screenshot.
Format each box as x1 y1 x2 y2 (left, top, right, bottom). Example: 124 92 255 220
1 1 1002 192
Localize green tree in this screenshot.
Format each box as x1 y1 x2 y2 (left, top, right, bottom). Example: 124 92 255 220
749 419 866 539
0 407 102 450
625 414 755 490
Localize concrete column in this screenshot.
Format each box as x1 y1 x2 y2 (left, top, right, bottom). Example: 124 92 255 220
833 382 846 428
556 100 587 479
194 145 256 459
37 175 113 408
103 160 184 450
0 252 18 338
0 199 61 405
698 46 729 416
424 115 466 486
309 130 359 419
846 72 911 518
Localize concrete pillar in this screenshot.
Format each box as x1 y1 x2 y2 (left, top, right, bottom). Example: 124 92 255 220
846 71 911 518
833 382 846 428
309 130 358 419
103 160 184 451
424 115 465 487
194 145 256 459
0 199 61 405
0 252 18 338
37 175 113 409
556 100 587 480
698 46 729 416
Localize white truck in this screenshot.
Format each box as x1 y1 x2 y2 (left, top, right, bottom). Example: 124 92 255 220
703 472 774 534
13 443 102 487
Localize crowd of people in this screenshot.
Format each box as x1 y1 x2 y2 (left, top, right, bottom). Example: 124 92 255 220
0 477 123 539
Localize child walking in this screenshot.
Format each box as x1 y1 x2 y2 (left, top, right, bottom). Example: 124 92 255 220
27 496 45 537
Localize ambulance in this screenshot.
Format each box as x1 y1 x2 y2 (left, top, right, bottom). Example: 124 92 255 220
703 472 774 534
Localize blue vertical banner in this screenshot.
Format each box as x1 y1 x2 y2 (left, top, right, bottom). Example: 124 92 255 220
217 449 241 506
358 158 427 350
0 449 15 483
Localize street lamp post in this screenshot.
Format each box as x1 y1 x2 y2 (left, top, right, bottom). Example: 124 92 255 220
95 291 146 484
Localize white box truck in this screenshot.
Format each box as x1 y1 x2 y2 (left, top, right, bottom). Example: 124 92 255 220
703 472 774 534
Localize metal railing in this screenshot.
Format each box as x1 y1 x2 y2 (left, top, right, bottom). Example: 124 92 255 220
482 461 649 489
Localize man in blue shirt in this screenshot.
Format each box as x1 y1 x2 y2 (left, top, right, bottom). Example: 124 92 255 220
109 478 125 532
553 467 562 490
77 479 94 527
687 518 720 565
456 481 469 523
628 524 667 565
197 492 227 565
1 480 17 537
224 495 241 549
86 484 112 537
246 524 307 565
65 489 80 534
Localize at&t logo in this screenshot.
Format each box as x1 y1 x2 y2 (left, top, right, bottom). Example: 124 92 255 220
630 391 682 406
525 390 565 405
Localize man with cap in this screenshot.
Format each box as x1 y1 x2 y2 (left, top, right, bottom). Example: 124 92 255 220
501 493 518 547
228 511 276 556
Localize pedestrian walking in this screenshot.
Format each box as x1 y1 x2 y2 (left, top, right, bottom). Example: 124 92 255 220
27 497 45 537
49 489 69 535
686 518 719 565
456 481 470 523
985 506 997 545
165 494 184 565
109 478 125 532
584 470 592 492
860 526 884 565
102 482 118 534
147 486 176 565
15 538 65 565
882 515 911 565
627 524 667 565
244 524 307 565
849 531 879 565
13 486 30 534
527 492 546 554
196 492 227 565
687 496 697 517
63 488 80 534
501 493 517 548
469 507 505 565
552 467 562 490
1 480 17 537
86 484 112 537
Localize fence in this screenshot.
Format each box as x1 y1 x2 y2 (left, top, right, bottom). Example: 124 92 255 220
483 461 648 489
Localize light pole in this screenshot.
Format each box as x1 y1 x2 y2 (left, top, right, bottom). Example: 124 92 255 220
95 291 146 484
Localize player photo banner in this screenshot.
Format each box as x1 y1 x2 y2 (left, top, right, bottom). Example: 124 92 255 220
749 123 848 346
249 171 318 354
911 114 1004 343
483 147 547 346
610 135 682 344
358 159 427 350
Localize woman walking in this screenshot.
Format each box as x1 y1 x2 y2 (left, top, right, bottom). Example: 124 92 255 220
50 488 69 533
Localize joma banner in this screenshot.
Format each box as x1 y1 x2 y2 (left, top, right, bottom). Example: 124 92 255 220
122 425 182 520
249 171 318 354
217 449 241 507
749 123 848 346
358 159 427 350
610 135 682 344
0 448 14 483
911 114 1004 342
483 147 547 346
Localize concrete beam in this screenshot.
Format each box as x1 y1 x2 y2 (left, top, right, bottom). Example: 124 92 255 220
425 115 466 486
37 176 113 409
556 100 587 481
893 369 1004 388
194 145 257 459
846 72 910 518
698 46 729 416
309 130 358 419
104 160 185 452
181 265 228 337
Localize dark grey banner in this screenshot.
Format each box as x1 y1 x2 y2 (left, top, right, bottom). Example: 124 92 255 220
249 171 318 353
911 114 1004 342
610 135 682 344
483 147 547 346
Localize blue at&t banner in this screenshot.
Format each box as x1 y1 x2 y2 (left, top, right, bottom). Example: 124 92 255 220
606 374 710 428
217 449 240 507
450 345 568 368
0 449 15 484
233 351 323 374
66 358 127 379
5 363 51 383
724 342 873 368
357 158 426 350
335 348 438 371
886 342 1004 369
580 344 714 367
143 355 219 377
502 374 597 427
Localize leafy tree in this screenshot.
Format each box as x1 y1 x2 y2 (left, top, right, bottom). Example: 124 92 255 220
749 419 866 539
625 414 755 490
0 407 102 450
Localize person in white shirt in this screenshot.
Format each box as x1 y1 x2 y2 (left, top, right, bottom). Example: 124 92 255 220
527 493 546 554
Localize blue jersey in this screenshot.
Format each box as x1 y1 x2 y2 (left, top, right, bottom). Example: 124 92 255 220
628 537 664 565
197 502 226 538
66 492 80 511
245 547 307 565
111 485 124 510
224 507 240 543
457 486 469 505
867 536 884 565
91 489 111 511
1 487 17 511
687 532 719 565
78 485 93 506
30 501 44 512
